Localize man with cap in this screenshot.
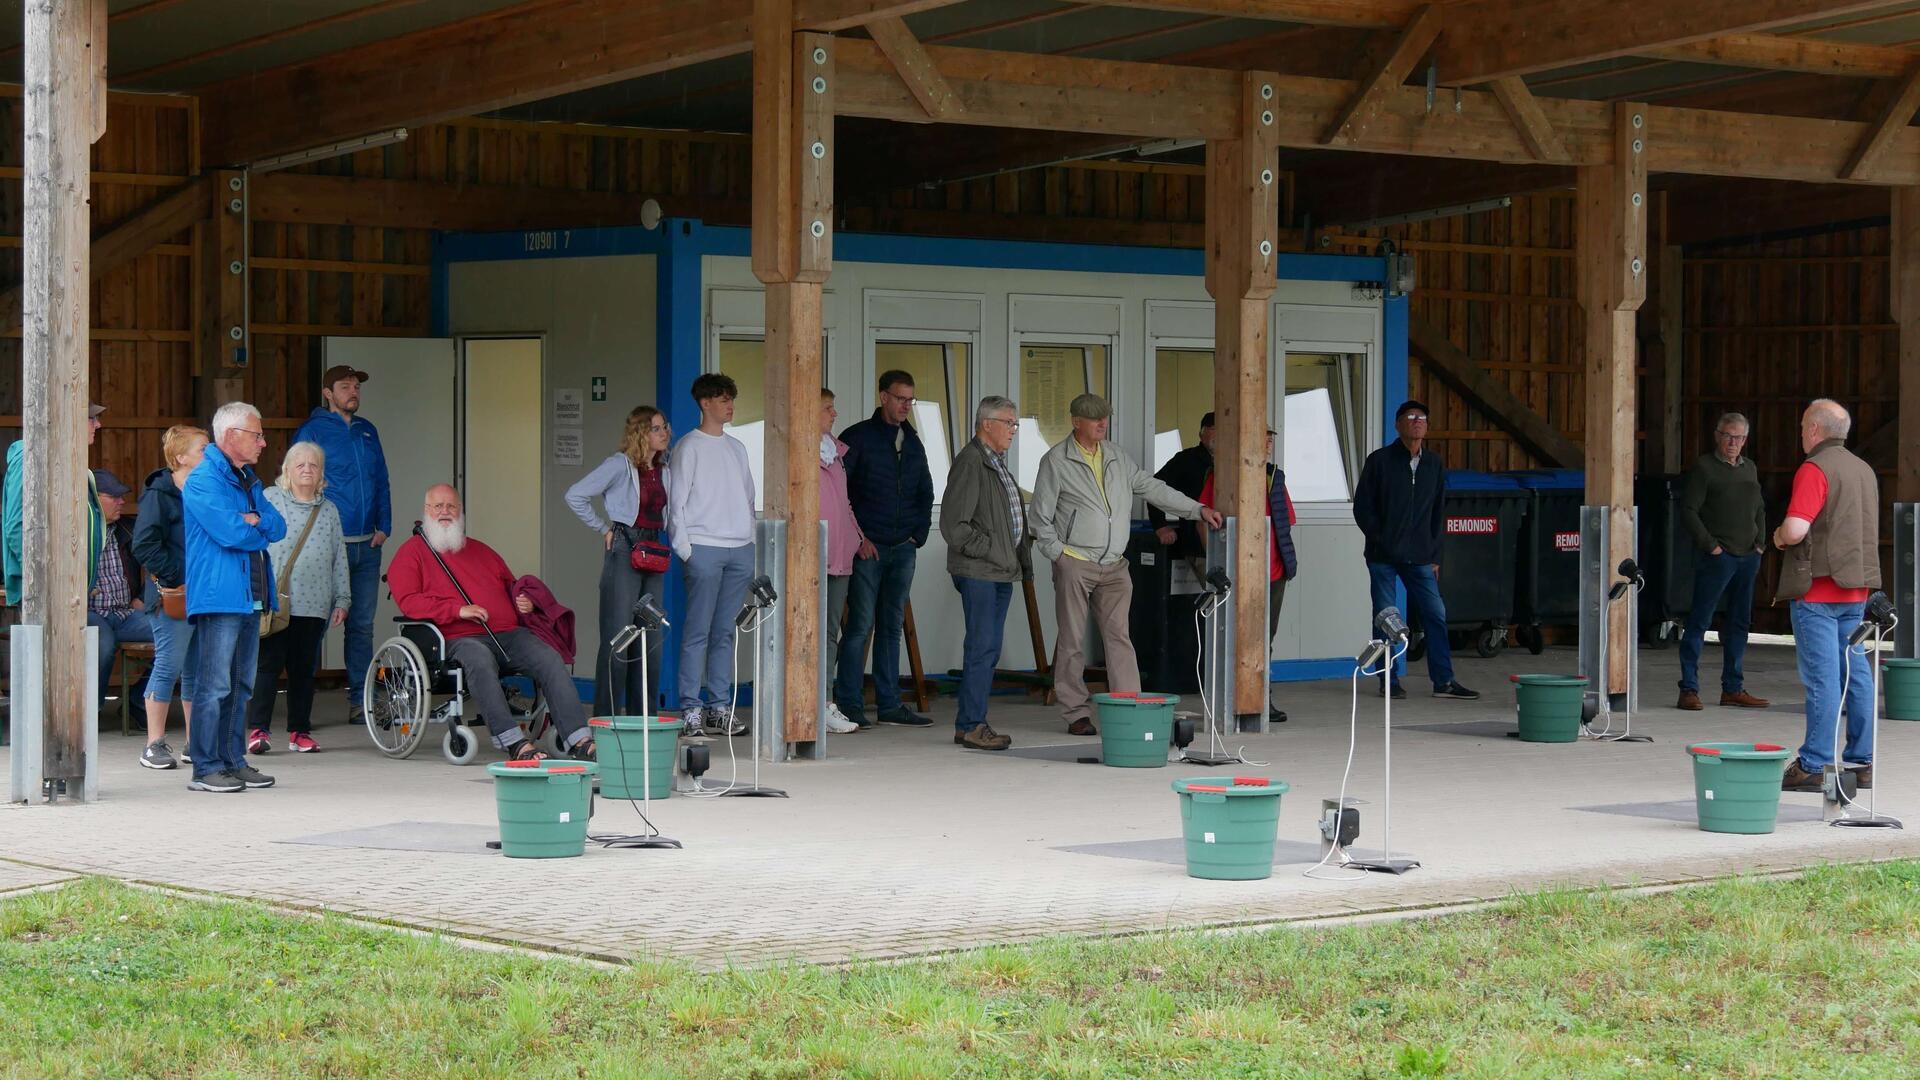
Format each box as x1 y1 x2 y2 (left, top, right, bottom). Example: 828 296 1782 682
1150 411 1215 579
294 365 391 723
1353 400 1478 700
87 468 153 706
1030 393 1224 735
3 403 107 608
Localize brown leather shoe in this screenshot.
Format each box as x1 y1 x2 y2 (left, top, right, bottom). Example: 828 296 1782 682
1676 689 1703 711
1853 764 1872 790
955 724 1012 751
1067 717 1097 736
1781 761 1824 792
1720 690 1771 708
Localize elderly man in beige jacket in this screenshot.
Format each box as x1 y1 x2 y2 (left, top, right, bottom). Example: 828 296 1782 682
1030 393 1223 735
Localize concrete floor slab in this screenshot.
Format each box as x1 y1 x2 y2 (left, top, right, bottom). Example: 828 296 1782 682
4 643 1919 968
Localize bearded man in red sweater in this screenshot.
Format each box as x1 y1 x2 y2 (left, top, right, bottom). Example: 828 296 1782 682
387 484 593 761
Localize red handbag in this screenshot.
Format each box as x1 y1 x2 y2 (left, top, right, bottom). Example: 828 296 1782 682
630 538 671 574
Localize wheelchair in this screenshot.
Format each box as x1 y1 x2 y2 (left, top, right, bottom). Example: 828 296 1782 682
362 619 558 765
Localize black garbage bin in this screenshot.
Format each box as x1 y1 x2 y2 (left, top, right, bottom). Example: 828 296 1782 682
1415 472 1526 658
1635 473 1728 650
1128 526 1200 692
1509 469 1586 655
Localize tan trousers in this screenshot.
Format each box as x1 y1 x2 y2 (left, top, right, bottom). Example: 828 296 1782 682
1051 556 1138 724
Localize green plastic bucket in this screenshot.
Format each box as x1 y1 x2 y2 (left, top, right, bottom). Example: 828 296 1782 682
1093 692 1180 768
487 759 599 858
1170 775 1289 880
1883 659 1920 721
590 716 683 799
1687 741 1792 835
1510 674 1586 743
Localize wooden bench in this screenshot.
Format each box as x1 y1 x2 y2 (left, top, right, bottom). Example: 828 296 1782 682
117 640 156 735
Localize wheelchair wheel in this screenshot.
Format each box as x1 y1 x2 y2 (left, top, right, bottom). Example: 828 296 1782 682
364 637 431 759
442 725 481 766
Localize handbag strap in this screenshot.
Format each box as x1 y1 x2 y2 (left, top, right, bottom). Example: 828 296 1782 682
277 503 321 590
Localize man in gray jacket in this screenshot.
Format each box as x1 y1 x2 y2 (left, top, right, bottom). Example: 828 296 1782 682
1031 393 1224 734
940 396 1032 751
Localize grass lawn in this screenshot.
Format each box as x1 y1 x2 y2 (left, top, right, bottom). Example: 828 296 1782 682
4 864 1920 1078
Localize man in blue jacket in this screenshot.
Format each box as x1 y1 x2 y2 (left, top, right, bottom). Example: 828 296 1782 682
833 370 936 727
183 402 287 793
1352 400 1478 702
293 365 390 723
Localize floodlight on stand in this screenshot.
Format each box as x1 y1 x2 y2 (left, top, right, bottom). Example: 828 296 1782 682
1328 613 1420 876
248 128 409 174
1830 591 1901 829
591 592 682 850
1586 557 1652 743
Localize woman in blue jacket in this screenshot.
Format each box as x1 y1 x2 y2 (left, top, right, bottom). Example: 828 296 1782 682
130 424 208 771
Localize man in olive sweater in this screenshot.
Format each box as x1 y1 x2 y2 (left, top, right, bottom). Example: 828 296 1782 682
1675 411 1771 711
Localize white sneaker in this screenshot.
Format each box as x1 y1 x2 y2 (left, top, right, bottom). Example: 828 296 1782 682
680 707 706 737
824 703 859 734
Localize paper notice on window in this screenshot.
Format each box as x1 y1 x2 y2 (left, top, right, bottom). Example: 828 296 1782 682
553 428 584 467
554 388 584 428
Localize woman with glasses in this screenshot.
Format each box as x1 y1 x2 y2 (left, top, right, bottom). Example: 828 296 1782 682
566 405 673 715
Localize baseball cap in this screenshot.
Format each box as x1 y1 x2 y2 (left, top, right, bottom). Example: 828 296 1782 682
88 403 105 418
321 365 369 388
1069 393 1111 420
1199 411 1216 429
93 469 131 498
1395 399 1429 420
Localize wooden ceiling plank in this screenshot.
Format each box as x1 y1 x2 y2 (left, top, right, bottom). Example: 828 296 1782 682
1843 61 1920 180
866 15 964 120
1093 0 1412 28
1644 32 1915 79
1320 4 1441 145
1488 76 1570 163
123 0 435 87
1433 0 1903 85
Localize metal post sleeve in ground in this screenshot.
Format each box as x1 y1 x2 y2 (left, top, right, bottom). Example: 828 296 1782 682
754 518 788 765
1896 503 1918 660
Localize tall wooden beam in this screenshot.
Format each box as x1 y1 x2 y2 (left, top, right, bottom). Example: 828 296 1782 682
755 4 832 745
196 169 246 411
865 16 963 121
1893 187 1920 502
21 0 95 795
1205 73 1281 719
1577 102 1648 696
1320 5 1439 146
1433 0 1899 84
1407 317 1582 467
1488 77 1571 164
1842 62 1920 181
1657 244 1685 475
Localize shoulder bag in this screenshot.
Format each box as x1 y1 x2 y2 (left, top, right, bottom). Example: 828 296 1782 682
261 504 320 638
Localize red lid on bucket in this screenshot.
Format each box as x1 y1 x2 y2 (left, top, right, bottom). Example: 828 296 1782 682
1688 746 1721 756
588 717 612 727
545 764 588 774
1110 691 1139 699
1753 743 1785 752
1233 776 1270 787
1188 784 1228 793
500 759 545 768
1509 674 1521 682
1138 696 1167 704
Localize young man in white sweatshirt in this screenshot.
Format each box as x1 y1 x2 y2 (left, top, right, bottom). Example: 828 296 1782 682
667 373 758 736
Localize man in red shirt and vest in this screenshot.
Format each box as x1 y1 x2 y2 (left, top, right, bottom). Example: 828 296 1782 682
1772 399 1880 793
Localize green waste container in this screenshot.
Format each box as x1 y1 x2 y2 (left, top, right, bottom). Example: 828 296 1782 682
590 715 683 799
1883 659 1920 721
1170 775 1289 880
488 759 599 858
1510 674 1587 743
1687 742 1792 835
1093 692 1180 768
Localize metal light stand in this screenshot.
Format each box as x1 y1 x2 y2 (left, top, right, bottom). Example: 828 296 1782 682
595 622 682 849
1830 618 1901 830
1586 561 1651 743
1346 624 1419 875
1183 520 1251 766
720 579 787 799
1578 507 1648 742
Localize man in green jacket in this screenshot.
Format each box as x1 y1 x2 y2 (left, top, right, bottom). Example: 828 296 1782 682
3 403 106 606
1031 393 1223 735
940 396 1032 752
1675 411 1771 711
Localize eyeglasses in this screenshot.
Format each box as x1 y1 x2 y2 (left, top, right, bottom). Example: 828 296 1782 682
886 390 917 407
236 428 267 442
1716 430 1748 441
1401 414 1429 423
425 502 461 513
985 416 1018 428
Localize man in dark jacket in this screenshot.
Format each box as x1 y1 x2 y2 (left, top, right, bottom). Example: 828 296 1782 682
833 369 936 727
939 395 1031 751
1352 400 1478 701
1150 411 1214 576
1675 411 1770 711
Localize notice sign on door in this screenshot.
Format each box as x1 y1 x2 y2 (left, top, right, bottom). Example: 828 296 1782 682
553 388 584 426
1445 516 1499 535
1553 531 1582 551
552 428 583 466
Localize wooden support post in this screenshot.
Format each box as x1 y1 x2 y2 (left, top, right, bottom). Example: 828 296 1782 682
1205 73 1281 718
1893 187 1920 502
87 0 106 142
1577 102 1648 695
196 169 247 414
754 4 833 744
22 0 95 792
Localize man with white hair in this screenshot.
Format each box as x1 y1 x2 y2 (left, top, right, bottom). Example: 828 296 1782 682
1774 399 1882 793
182 401 287 793
386 484 594 761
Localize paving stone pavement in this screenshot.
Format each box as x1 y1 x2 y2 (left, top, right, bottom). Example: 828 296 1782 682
4 644 1918 969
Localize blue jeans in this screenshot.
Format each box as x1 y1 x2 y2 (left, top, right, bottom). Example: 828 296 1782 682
1367 561 1453 687
676 543 755 712
834 541 917 717
142 585 198 705
89 607 154 701
1791 599 1874 771
343 540 382 701
1679 550 1760 693
189 612 260 778
953 576 1012 732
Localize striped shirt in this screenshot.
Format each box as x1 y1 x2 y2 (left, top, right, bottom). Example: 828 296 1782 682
986 448 1025 545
